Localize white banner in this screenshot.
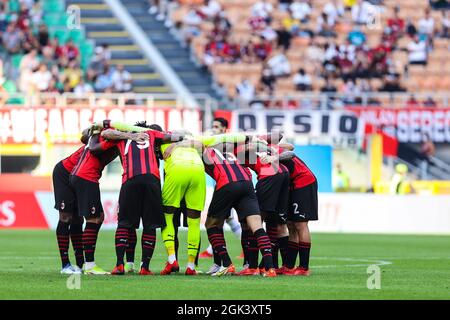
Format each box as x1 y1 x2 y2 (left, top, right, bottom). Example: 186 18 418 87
312 194 450 234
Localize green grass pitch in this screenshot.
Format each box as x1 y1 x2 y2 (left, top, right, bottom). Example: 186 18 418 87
0 230 449 300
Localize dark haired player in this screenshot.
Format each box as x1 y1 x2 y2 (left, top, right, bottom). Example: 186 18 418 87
268 141 318 276
234 142 294 275
53 129 89 274
199 117 244 266
199 138 277 277
69 128 119 275
100 121 184 275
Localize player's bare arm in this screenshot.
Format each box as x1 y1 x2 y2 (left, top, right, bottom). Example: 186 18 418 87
260 150 295 164
162 139 203 160
278 143 295 151
101 129 149 143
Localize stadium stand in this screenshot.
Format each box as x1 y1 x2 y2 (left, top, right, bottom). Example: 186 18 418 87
168 0 449 105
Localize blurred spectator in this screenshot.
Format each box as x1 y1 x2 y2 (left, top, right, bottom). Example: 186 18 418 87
344 0 358 9
429 0 450 10
62 60 83 90
74 79 94 95
95 65 113 92
267 52 291 77
323 0 345 26
348 25 366 46
283 12 301 35
19 48 39 72
423 96 437 107
22 28 39 53
407 35 427 65
351 0 372 25
333 163 350 192
236 78 255 104
279 0 293 12
252 0 274 22
199 0 222 19
276 25 292 50
320 77 337 93
253 38 272 61
182 7 202 44
378 74 405 92
290 0 311 23
37 24 49 49
56 39 79 61
421 133 436 158
418 8 435 46
260 68 276 93
405 18 417 37
2 23 22 54
440 10 449 38
293 68 312 91
387 6 404 39
90 44 111 75
32 63 52 92
317 12 337 37
406 94 419 106
0 3 8 32
111 64 132 93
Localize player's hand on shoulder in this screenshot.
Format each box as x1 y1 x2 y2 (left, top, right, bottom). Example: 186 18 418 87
133 132 149 144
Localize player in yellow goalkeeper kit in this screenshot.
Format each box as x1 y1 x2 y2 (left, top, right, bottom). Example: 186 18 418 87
159 139 206 275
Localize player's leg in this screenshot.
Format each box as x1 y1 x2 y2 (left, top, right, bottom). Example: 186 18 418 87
184 169 206 275
294 181 318 276
236 181 276 277
69 214 85 271
206 216 233 275
70 176 108 275
161 171 185 274
53 163 79 273
185 209 201 275
125 228 137 273
236 221 260 276
275 173 291 271
205 186 235 276
283 221 299 274
140 227 157 275
295 221 311 275
56 212 73 272
141 174 166 275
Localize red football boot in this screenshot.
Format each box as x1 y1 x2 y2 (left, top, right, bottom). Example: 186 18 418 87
160 261 179 275
111 264 125 275
139 267 154 275
294 267 311 276
199 250 213 259
185 267 198 275
236 268 260 276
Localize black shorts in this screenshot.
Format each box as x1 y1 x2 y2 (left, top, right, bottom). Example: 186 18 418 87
69 175 103 218
208 180 260 221
256 172 290 224
53 162 77 214
288 181 318 222
118 174 165 229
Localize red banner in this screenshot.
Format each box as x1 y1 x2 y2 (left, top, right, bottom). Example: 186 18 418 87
0 193 49 229
347 107 450 143
0 106 202 144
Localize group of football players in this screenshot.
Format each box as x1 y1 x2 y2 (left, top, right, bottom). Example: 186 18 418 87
52 117 318 278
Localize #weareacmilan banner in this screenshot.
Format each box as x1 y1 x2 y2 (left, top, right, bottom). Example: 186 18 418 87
0 106 202 144
228 109 365 140
347 107 450 143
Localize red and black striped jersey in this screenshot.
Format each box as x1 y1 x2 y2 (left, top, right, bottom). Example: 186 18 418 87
70 136 119 183
272 145 316 189
61 145 85 173
203 147 252 190
235 144 289 180
112 130 166 183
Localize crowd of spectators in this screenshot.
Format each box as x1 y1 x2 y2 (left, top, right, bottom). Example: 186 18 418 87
172 0 449 104
0 0 133 98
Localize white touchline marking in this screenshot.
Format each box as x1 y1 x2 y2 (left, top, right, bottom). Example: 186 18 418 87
311 257 393 268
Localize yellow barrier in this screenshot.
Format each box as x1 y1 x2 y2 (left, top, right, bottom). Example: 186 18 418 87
375 181 450 195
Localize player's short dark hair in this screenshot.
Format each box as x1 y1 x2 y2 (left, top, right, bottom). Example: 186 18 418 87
213 117 228 129
134 121 151 128
149 124 163 132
